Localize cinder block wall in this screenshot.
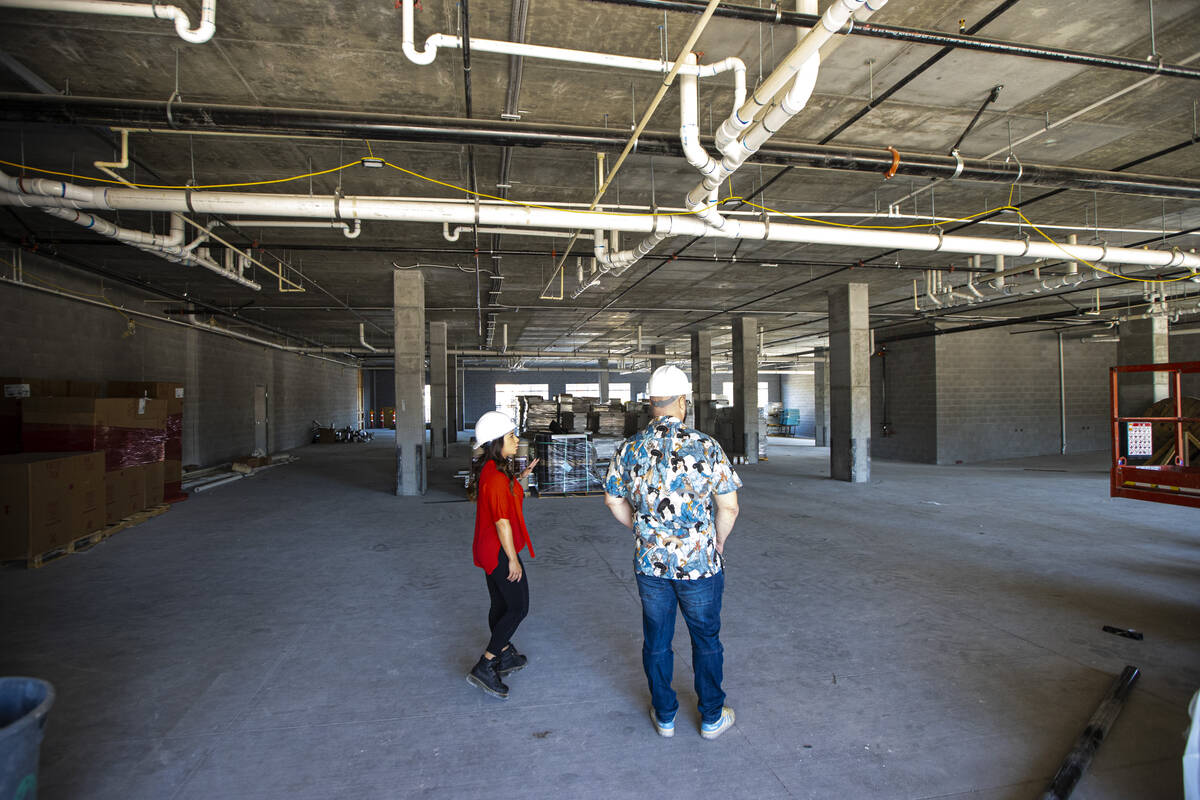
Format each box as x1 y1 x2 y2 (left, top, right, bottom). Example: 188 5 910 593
780 373 816 436
871 332 938 463
1 273 359 468
935 329 1115 463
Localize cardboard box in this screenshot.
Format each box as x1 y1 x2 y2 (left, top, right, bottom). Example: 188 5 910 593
22 398 168 471
144 461 165 507
107 381 184 414
105 466 145 524
72 451 106 535
317 428 337 444
0 452 101 559
67 381 101 398
1 377 72 398
0 398 19 454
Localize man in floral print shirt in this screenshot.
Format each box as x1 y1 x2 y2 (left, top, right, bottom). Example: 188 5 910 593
604 365 741 740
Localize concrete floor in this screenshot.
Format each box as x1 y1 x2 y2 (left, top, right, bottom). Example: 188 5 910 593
2 437 1197 800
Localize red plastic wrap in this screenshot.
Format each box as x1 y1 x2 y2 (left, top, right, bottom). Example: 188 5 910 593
165 413 183 461
22 423 166 471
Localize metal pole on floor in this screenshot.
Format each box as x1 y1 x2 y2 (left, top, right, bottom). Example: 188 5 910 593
1039 665 1140 800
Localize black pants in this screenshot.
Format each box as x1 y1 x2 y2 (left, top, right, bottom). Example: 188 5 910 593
485 550 529 655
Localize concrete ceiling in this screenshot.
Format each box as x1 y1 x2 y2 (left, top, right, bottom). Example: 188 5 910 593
1 0 1198 366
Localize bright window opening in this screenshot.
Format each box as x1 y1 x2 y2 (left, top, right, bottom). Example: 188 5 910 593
494 383 550 422
565 382 632 403
424 384 430 424
721 381 770 408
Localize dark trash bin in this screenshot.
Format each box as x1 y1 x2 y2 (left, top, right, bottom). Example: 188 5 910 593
0 678 55 800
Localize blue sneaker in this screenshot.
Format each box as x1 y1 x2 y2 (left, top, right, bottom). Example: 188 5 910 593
649 706 675 738
700 706 735 740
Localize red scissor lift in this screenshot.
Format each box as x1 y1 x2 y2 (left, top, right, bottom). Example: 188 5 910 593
1110 361 1200 509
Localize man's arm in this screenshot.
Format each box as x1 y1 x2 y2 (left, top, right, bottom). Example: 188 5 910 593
604 493 635 530
714 490 739 554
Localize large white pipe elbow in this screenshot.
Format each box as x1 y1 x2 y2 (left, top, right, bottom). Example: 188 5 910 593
173 0 216 43
401 0 438 65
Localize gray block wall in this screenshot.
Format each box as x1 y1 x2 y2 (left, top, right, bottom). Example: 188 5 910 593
871 329 938 463
1 271 358 468
936 329 1114 464
780 373 816 436
871 324 1117 465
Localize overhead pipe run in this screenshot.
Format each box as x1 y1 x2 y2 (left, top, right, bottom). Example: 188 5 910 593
0 0 217 43
3 172 1197 274
585 0 1200 81
218 218 362 239
8 94 1200 200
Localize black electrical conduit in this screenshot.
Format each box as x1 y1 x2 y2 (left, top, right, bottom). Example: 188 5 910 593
585 0 1200 81
5 94 1200 200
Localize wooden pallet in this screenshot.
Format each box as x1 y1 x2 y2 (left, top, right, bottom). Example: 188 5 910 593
3 504 171 569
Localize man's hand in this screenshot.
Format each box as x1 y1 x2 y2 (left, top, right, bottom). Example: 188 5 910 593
715 533 728 555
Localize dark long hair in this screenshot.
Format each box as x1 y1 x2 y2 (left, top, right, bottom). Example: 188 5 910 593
467 436 519 500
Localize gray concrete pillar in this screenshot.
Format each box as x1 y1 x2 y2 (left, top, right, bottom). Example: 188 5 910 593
447 354 459 443
394 271 426 495
429 321 448 459
828 284 870 482
732 317 758 460
813 347 829 446
1117 316 1170 416
599 358 610 403
690 329 713 434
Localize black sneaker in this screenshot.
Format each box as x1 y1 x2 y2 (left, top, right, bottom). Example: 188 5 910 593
466 656 509 699
497 644 528 676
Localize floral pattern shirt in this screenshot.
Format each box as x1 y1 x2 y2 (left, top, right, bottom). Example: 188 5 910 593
605 416 742 580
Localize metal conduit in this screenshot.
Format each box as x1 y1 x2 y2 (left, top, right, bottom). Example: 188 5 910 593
6 94 1200 199
585 0 1200 80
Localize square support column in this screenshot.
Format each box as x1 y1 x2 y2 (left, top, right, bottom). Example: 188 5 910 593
813 347 829 446
691 329 713 434
599 358 610 403
447 354 459 443
394 271 427 495
732 317 758 460
1117 316 1169 416
429 321 448 459
828 284 871 482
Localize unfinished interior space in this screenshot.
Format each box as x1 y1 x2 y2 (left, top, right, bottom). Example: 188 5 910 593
0 0 1198 797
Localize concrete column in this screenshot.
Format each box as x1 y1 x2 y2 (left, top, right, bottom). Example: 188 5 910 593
599 358 610 403
1117 316 1170 416
813 347 829 446
394 271 426 495
690 329 713 434
446 354 459 443
732 317 758 460
828 284 870 482
429 321 448 459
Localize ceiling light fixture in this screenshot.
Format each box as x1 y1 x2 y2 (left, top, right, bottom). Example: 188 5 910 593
360 157 384 168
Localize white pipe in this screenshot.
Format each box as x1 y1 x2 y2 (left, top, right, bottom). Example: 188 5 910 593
0 0 216 43
992 254 1006 289
443 222 589 242
358 323 377 353
3 178 1197 272
220 218 361 238
401 0 742 80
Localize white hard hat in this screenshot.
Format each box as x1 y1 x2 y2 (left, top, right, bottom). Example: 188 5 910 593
474 410 516 445
647 365 691 397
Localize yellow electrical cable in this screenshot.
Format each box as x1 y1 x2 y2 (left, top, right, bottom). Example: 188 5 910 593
0 157 361 190
4 155 1194 284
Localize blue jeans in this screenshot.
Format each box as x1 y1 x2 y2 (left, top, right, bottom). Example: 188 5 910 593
635 570 726 725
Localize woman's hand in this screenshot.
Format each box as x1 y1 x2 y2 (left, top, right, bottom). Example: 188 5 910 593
507 557 524 582
520 458 540 479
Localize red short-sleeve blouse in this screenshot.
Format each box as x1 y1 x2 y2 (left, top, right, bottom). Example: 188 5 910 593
472 460 535 572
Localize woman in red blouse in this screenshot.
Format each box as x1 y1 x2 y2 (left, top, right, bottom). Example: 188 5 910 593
466 411 538 700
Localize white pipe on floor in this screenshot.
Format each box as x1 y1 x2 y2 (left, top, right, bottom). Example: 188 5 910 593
3 177 1196 272
0 0 216 42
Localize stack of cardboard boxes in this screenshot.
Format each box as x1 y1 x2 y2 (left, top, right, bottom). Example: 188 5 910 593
22 397 168 523
109 381 184 500
0 376 185 562
0 451 105 561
